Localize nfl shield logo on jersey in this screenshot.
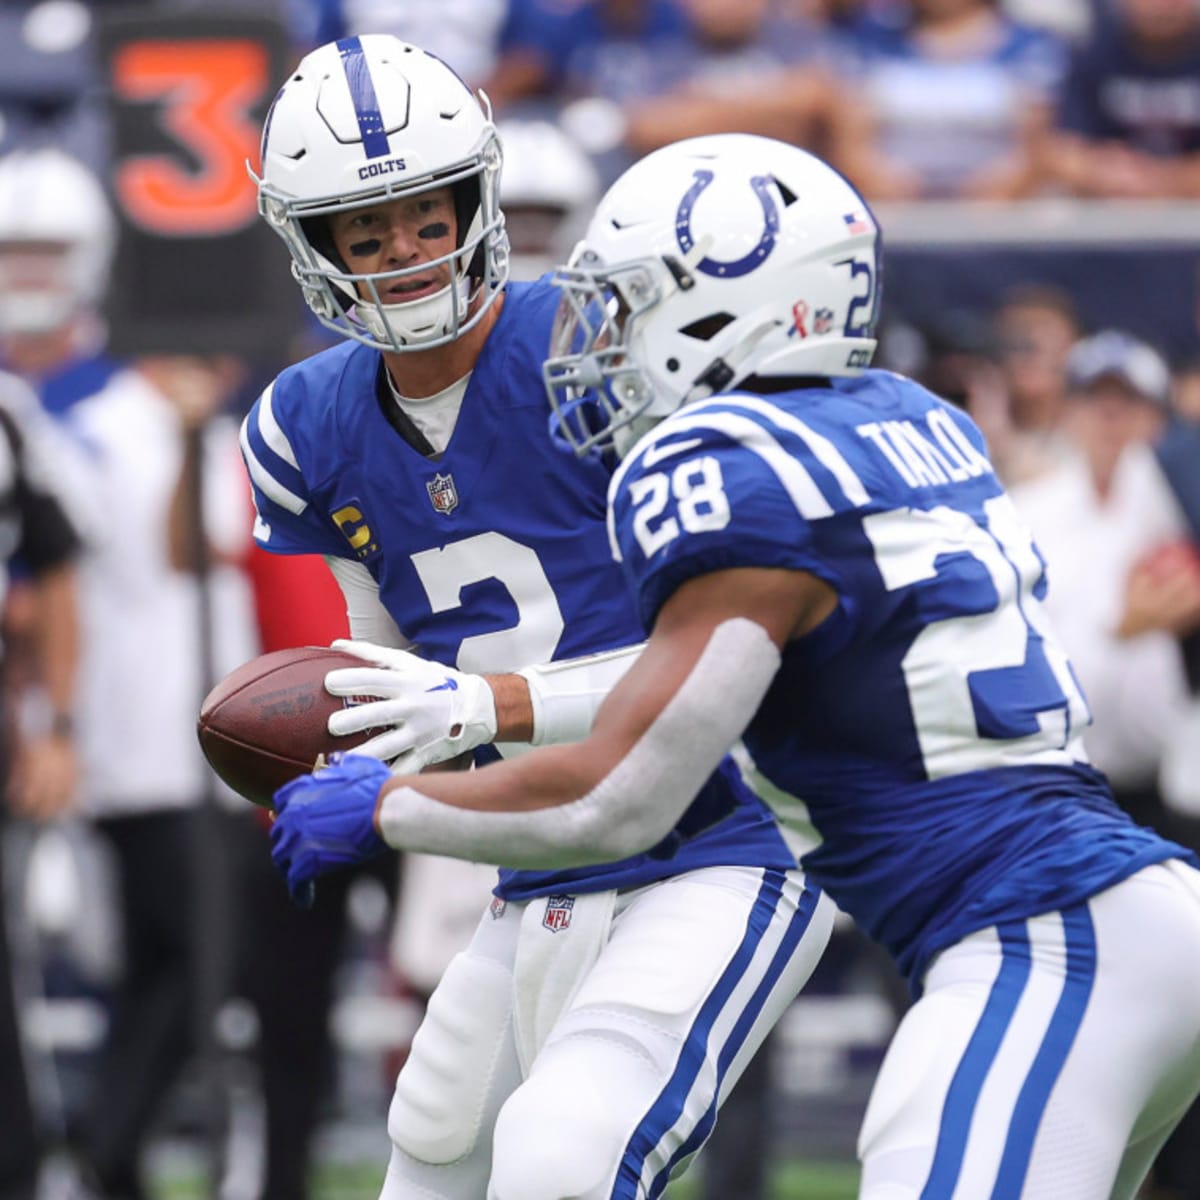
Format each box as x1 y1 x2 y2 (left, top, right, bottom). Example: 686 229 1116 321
542 895 575 933
426 472 459 515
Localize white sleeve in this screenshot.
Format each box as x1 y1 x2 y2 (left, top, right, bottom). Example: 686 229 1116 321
517 643 644 745
324 554 639 745
323 555 411 649
376 618 782 868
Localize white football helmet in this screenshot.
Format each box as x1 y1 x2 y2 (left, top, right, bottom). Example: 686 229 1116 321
0 147 115 337
543 133 880 457
253 34 508 352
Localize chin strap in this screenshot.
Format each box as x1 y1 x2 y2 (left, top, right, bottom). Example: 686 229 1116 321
684 318 782 407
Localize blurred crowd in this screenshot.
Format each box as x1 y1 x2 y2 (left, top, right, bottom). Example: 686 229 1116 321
6 0 1200 201
0 0 1197 1199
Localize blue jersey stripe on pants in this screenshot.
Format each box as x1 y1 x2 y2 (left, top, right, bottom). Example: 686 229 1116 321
613 870 823 1198
992 906 1097 1197
922 921 1033 1198
919 909 1099 1198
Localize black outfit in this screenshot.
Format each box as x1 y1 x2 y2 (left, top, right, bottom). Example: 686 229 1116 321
0 397 82 1200
1057 20 1200 157
74 810 205 1200
235 822 397 1200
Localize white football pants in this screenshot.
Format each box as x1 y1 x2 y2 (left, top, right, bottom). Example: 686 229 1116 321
858 859 1200 1199
379 863 833 1200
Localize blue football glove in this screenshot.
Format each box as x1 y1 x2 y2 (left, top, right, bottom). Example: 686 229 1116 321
270 752 392 908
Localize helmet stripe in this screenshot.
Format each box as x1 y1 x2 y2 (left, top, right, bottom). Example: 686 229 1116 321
336 37 390 159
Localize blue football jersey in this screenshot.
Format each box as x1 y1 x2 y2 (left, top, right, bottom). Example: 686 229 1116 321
609 369 1191 985
241 278 795 900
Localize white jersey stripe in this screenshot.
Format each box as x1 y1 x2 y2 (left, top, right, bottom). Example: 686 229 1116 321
693 395 871 507
608 410 836 561
239 415 308 515
257 380 301 469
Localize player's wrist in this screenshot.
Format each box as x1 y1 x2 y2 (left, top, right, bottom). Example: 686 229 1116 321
482 673 532 743
517 644 643 745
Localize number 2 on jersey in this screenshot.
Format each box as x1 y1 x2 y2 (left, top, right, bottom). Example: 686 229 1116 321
863 496 1091 778
410 532 565 674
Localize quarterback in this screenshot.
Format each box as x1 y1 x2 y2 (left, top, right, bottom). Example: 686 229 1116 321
243 37 832 1200
274 134 1200 1199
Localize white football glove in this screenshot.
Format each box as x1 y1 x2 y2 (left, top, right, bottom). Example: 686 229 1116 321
324 639 497 773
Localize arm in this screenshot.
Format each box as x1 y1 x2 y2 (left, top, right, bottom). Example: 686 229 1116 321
1 402 82 821
270 566 835 898
9 562 80 821
155 356 247 572
620 69 834 158
323 637 643 767
321 552 645 765
825 85 925 203
958 97 1051 202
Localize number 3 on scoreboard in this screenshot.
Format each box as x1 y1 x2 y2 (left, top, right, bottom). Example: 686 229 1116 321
112 39 269 237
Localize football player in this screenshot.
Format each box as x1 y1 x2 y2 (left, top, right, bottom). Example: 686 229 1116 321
243 37 832 1200
273 134 1200 1199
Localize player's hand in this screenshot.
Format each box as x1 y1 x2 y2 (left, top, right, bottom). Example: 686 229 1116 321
8 733 78 822
270 752 391 908
1117 540 1200 640
324 639 498 772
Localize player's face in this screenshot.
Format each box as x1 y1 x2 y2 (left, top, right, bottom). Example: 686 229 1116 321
0 240 76 338
1070 377 1167 482
1120 0 1198 40
329 187 458 305
684 0 769 42
997 303 1078 426
911 0 988 19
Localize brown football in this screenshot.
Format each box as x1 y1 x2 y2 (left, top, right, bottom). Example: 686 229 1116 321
197 646 369 808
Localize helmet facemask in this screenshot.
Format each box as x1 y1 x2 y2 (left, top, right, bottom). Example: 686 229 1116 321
544 252 665 458
259 133 508 353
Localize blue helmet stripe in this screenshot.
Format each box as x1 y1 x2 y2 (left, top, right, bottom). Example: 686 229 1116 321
336 37 390 159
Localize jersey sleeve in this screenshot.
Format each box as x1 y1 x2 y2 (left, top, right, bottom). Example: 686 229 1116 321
608 395 871 629
239 376 345 558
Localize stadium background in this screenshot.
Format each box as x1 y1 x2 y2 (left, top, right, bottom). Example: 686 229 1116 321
1 0 1198 1197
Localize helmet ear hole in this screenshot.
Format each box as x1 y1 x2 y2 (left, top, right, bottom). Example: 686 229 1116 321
300 216 344 269
771 177 798 206
451 175 486 281
679 313 735 341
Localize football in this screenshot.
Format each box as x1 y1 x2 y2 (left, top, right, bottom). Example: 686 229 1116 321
197 645 370 808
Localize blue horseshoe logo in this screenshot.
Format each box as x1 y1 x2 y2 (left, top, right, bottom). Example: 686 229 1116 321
675 170 779 279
